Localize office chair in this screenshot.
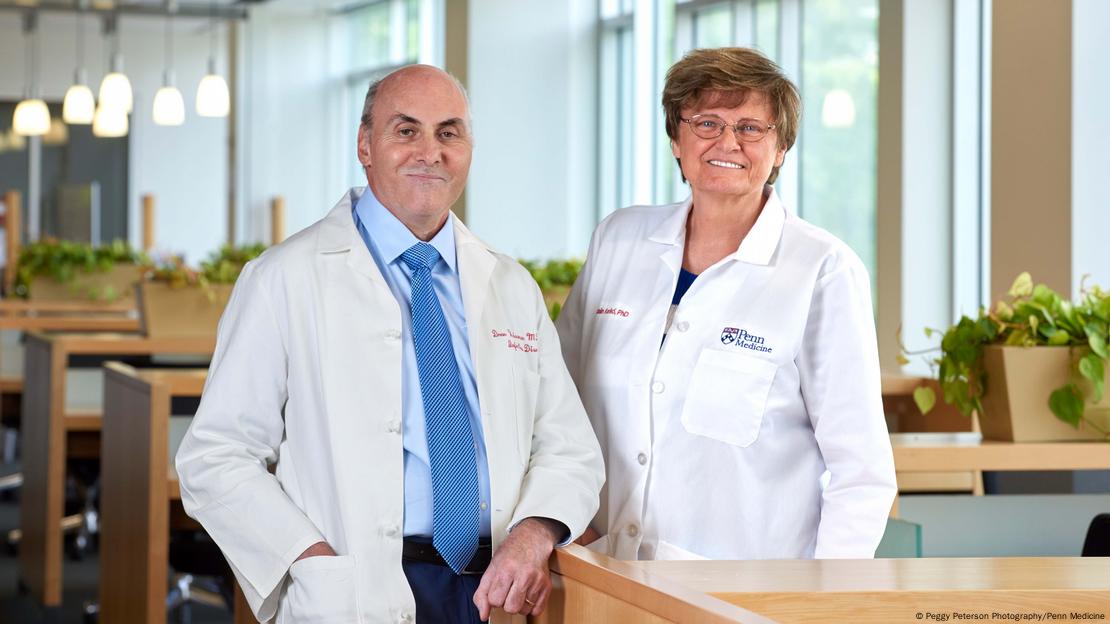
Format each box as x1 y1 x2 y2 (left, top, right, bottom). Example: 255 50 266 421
1081 513 1110 557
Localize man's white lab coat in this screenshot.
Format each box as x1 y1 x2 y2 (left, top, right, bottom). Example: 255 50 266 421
176 188 604 623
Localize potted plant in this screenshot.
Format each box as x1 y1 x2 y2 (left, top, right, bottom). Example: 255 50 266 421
15 238 146 302
137 244 267 339
519 259 582 320
905 273 1110 442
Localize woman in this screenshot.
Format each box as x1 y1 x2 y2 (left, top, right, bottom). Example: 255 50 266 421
556 47 896 561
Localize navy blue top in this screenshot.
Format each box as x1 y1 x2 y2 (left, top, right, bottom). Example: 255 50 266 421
672 268 699 305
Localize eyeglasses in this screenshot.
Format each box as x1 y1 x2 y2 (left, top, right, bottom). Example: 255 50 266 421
679 114 777 142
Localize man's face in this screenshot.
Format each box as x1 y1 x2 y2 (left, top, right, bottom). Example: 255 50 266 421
358 67 472 230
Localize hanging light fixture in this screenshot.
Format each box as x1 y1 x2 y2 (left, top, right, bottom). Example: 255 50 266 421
63 1 95 125
92 104 129 138
153 1 185 126
98 13 133 114
13 11 51 137
195 0 230 117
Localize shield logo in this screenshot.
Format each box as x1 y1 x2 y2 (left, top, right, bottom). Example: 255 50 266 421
720 327 739 345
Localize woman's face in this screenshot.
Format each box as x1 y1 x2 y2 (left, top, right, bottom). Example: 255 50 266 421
672 90 786 204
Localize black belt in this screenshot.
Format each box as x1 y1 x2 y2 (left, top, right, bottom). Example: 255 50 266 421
402 538 492 576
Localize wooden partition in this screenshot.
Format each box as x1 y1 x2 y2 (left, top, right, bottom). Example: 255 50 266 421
19 332 215 607
538 546 1110 622
100 364 222 623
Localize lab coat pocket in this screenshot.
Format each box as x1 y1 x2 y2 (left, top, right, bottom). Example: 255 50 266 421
282 554 360 624
655 540 708 561
680 349 777 447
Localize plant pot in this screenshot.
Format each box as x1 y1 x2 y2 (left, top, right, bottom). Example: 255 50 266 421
136 282 232 339
542 285 572 315
979 345 1110 442
28 263 140 303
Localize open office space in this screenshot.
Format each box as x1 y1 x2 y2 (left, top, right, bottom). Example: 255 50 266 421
0 0 1109 622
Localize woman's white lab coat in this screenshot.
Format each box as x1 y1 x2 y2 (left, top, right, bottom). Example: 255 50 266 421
556 189 896 561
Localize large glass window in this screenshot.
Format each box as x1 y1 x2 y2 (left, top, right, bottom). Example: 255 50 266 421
599 0 878 277
343 0 433 186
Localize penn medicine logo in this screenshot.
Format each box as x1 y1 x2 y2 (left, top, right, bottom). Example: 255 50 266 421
720 327 773 353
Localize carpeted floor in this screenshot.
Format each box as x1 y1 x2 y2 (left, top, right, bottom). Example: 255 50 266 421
0 461 233 623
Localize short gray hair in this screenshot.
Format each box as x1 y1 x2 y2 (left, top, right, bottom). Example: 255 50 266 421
359 66 471 129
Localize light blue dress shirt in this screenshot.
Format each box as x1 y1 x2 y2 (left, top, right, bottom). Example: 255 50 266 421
353 189 492 539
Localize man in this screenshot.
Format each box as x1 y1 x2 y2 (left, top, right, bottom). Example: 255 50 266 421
175 65 604 624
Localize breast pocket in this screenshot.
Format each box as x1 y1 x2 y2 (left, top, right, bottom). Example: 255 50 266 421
680 349 778 447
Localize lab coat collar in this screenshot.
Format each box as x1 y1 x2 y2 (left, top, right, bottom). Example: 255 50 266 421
647 186 785 267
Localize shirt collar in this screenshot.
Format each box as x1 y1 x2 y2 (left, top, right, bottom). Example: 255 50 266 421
648 185 785 266
353 186 458 272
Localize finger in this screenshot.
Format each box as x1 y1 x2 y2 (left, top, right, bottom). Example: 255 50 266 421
531 576 552 616
473 573 493 621
502 577 530 614
485 571 512 611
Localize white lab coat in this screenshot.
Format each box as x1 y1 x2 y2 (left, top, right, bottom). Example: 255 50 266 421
175 188 604 624
556 189 896 561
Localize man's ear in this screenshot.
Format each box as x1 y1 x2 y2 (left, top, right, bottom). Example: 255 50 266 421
357 124 372 169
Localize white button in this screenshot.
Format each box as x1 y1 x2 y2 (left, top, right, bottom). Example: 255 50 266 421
399 612 414 623
651 381 665 394
675 321 689 332
387 420 401 434
385 329 402 341
637 453 647 466
384 525 400 538
480 502 488 511
627 524 639 537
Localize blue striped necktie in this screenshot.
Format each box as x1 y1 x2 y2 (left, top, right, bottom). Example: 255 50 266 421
400 242 480 574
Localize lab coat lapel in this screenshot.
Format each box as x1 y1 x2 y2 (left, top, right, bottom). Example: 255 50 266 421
315 190 404 554
453 216 495 414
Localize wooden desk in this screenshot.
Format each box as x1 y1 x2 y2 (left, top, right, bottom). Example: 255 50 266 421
536 546 1110 623
894 441 1110 472
20 332 214 607
0 298 138 332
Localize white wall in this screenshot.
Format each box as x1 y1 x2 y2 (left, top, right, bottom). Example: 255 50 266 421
465 0 598 260
1072 0 1110 297
0 11 228 265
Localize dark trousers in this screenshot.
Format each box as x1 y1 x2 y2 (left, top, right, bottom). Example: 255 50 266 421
402 559 485 624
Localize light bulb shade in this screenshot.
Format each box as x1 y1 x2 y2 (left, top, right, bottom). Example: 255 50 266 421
92 104 129 138
196 73 230 117
63 84 96 124
821 89 857 128
153 86 185 126
98 72 133 113
13 99 52 136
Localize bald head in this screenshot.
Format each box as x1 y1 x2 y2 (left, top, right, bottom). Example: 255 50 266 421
360 65 470 130
355 64 474 241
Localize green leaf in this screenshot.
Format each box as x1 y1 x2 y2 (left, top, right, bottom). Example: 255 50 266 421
1049 384 1084 428
1046 329 1071 345
1032 283 1057 307
1008 272 1034 298
895 352 910 366
913 386 936 415
1090 332 1109 359
995 301 1014 321
1079 353 1105 403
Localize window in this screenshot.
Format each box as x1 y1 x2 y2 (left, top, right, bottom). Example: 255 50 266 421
598 0 879 279
342 0 438 186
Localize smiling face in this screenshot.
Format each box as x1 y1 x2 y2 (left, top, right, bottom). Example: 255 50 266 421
357 66 472 234
671 90 786 205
